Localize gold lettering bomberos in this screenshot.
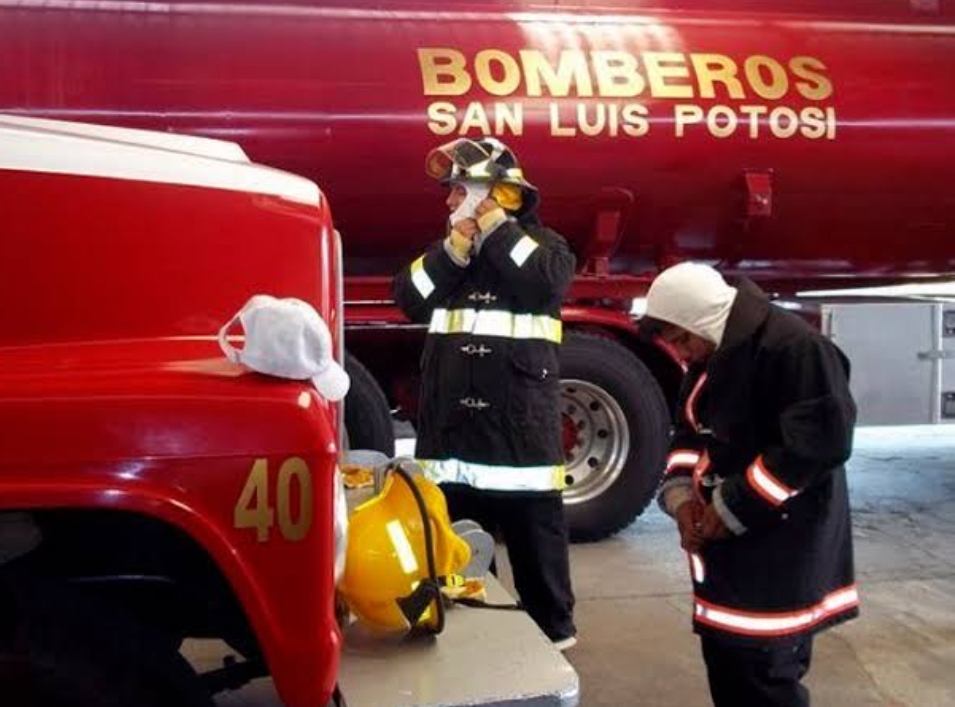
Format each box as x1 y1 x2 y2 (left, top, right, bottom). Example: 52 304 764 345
418 48 837 141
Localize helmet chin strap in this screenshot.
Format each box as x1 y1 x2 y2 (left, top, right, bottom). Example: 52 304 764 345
390 460 523 631
390 462 446 635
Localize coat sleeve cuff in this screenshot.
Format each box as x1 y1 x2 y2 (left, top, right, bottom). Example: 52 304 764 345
658 477 694 517
713 486 748 535
477 207 508 235
443 231 472 267
473 213 515 255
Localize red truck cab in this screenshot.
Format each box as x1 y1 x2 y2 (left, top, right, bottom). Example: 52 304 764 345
0 115 344 707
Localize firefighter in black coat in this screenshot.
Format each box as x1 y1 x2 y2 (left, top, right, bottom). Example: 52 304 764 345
641 262 859 707
393 137 577 648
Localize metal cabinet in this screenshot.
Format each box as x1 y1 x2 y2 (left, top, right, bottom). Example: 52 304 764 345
822 303 955 425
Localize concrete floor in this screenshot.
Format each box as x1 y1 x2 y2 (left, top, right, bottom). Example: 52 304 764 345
197 425 955 707
559 425 955 707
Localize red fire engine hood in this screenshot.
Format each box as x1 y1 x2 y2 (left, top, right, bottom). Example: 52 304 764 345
0 338 337 467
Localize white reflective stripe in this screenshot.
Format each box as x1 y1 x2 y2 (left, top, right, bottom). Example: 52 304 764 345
694 586 859 637
509 235 539 267
690 553 706 584
746 457 797 506
417 458 565 492
386 520 419 575
666 450 702 474
428 308 562 343
411 255 435 299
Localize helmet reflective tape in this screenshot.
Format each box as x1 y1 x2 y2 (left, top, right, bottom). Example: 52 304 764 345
428 308 562 343
385 519 419 574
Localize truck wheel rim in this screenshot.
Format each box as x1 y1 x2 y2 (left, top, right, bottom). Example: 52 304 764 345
560 378 631 505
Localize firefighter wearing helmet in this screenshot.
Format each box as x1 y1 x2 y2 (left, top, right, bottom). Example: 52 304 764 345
393 137 578 649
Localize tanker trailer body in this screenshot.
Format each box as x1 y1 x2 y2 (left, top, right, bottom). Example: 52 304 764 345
2 0 953 539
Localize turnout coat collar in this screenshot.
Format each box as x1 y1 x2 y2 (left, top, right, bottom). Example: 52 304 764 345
718 278 771 351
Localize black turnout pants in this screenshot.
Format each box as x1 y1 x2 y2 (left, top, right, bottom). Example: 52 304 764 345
441 483 575 641
701 634 814 707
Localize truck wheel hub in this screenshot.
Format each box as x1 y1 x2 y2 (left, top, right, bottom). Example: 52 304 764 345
560 379 630 505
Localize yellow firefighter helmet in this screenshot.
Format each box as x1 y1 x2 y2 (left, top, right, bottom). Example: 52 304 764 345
339 462 471 634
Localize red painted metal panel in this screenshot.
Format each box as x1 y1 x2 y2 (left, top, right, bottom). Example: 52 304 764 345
0 161 343 707
0 340 343 707
0 451 341 707
0 170 332 345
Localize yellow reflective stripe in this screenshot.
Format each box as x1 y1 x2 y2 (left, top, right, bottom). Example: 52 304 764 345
509 235 539 267
411 255 436 299
429 308 473 335
428 308 562 343
417 458 566 492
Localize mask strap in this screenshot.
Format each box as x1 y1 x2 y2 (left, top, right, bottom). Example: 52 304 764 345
391 464 446 635
396 580 441 628
217 313 243 363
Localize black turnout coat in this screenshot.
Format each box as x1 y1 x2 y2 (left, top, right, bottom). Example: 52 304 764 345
393 208 575 493
661 278 859 645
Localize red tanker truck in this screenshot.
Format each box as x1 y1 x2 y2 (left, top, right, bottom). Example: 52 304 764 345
0 116 345 705
2 0 954 540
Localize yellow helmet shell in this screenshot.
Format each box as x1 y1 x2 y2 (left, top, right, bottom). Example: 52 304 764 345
339 469 471 633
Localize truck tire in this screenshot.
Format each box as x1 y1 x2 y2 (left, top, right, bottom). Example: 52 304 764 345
344 352 395 456
559 332 669 542
0 571 214 707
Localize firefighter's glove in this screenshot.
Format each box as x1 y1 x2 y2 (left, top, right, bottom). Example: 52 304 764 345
476 199 507 235
445 224 476 266
675 500 705 553
441 575 488 603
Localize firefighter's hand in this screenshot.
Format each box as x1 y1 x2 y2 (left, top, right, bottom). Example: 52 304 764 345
675 501 705 553
475 198 502 218
452 218 480 239
700 503 731 541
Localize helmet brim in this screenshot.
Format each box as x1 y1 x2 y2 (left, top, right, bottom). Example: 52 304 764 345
425 138 495 183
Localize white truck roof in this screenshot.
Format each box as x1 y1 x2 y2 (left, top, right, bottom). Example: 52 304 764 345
0 114 319 205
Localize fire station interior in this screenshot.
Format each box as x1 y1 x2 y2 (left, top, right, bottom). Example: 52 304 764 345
195 331 955 707
4 2 955 705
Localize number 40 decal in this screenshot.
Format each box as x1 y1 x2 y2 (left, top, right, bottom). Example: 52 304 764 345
234 457 313 542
